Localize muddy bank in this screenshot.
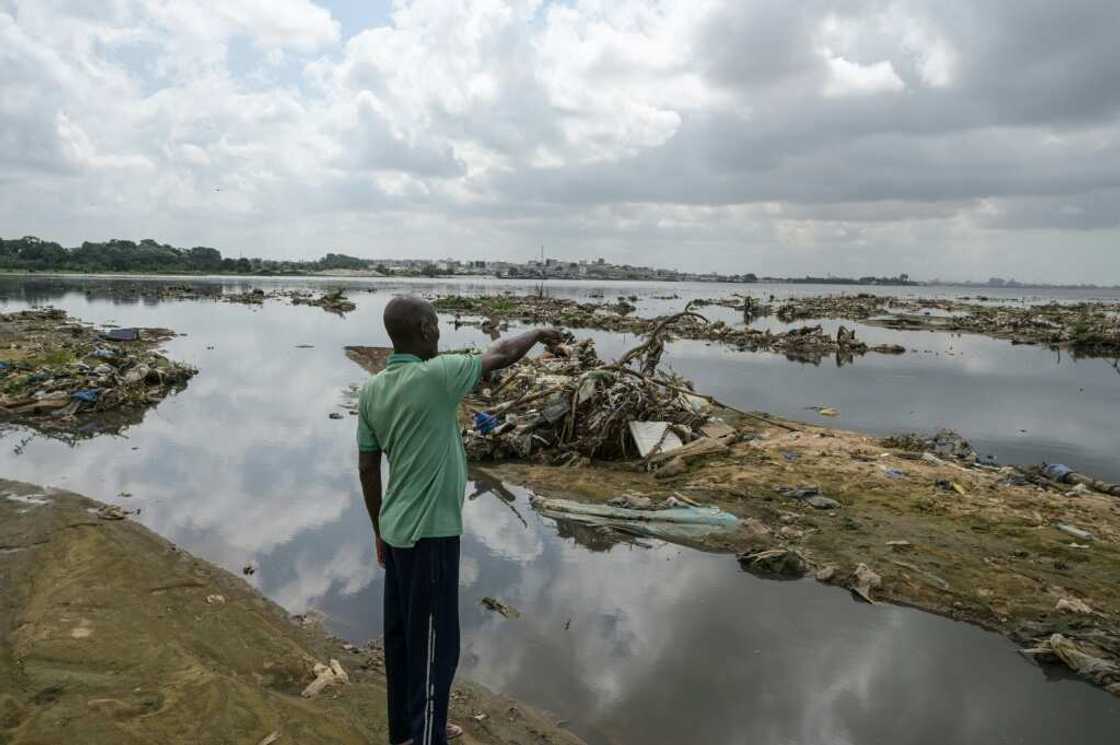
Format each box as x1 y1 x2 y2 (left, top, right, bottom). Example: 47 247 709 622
0 479 585 745
477 418 1120 698
0 309 196 440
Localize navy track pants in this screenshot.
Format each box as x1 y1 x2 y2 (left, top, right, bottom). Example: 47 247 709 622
383 537 460 745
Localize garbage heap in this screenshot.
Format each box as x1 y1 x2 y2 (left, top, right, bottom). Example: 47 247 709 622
463 336 719 465
0 308 197 435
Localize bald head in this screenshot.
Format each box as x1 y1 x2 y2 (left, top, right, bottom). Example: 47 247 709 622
384 295 440 359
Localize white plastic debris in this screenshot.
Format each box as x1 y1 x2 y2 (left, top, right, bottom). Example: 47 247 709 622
628 421 684 458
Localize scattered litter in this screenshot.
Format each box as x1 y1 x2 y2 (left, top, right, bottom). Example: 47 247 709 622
289 289 356 315
886 540 913 551
1056 523 1095 542
474 411 499 434
934 479 968 495
607 495 654 510
96 505 129 521
301 659 350 698
480 597 521 619
532 495 739 546
881 466 907 479
71 389 99 403
206 594 226 606
100 327 140 342
1020 634 1120 690
1042 463 1074 483
780 485 840 510
809 406 839 417
629 421 684 459
257 732 281 745
782 451 800 462
850 563 882 603
1055 598 1094 615
1069 483 1093 496
882 430 977 464
6 493 50 506
738 548 807 577
328 412 344 420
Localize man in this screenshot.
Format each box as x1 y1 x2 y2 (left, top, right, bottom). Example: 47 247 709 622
357 295 562 745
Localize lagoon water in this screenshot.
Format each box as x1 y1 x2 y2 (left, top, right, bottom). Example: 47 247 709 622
2 276 1119 744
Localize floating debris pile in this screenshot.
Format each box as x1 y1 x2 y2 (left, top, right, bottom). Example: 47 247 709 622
748 294 1120 357
224 288 269 305
433 294 640 332
434 293 907 364
288 289 357 315
221 287 358 314
0 308 196 436
775 293 891 322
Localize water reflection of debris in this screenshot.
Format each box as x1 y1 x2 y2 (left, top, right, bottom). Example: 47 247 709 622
467 475 529 528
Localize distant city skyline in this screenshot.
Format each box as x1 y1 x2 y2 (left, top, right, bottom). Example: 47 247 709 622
8 234 1115 288
3 1 1120 284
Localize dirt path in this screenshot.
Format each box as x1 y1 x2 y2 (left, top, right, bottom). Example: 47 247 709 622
0 479 585 745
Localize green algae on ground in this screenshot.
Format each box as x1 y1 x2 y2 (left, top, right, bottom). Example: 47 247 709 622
0 479 586 745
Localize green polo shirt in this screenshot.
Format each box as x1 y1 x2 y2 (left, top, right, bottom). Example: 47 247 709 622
357 352 482 548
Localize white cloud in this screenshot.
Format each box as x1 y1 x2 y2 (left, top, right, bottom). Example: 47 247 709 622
3 0 1120 282
822 56 905 97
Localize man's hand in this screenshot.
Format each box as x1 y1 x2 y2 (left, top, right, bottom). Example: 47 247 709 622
375 535 387 568
481 327 567 375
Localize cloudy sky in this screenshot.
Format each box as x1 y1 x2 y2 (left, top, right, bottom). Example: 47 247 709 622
3 1 1120 282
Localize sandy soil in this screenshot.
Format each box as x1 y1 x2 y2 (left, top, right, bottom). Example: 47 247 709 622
0 479 586 745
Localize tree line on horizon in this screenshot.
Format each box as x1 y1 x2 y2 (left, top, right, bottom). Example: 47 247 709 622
0 235 368 275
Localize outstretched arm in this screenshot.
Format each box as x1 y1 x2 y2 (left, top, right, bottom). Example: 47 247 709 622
481 328 563 376
358 449 385 567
